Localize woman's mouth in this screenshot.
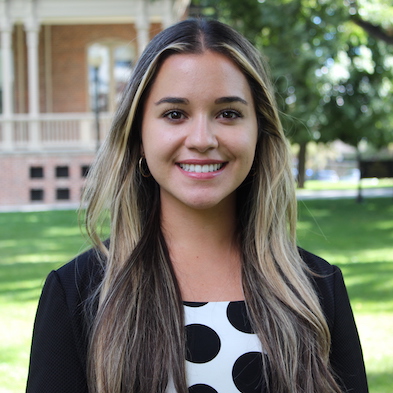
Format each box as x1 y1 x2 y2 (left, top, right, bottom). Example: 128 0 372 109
178 163 225 173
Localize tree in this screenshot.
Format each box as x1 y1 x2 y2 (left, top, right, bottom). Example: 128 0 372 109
190 0 393 187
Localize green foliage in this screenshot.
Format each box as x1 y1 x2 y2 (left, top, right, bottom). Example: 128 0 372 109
191 0 393 149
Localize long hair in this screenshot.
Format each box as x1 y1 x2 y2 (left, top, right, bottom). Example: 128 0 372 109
82 19 342 393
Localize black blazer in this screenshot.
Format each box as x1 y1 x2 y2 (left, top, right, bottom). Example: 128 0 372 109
26 248 368 392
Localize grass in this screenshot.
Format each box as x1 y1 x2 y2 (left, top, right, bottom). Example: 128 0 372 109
0 210 90 393
298 198 393 392
0 198 392 392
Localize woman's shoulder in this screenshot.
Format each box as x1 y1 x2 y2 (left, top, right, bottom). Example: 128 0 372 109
56 247 104 283
298 248 342 299
298 247 338 276
46 247 104 307
298 247 346 325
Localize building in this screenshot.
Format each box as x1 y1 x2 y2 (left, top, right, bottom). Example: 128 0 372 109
0 0 190 208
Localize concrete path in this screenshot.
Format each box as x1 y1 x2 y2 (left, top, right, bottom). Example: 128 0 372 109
0 188 392 212
0 202 80 213
296 187 393 200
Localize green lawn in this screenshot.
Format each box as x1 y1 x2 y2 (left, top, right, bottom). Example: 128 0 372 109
0 210 90 393
298 198 393 392
0 199 392 392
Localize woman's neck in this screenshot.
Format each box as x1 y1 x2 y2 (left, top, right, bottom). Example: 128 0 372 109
160 197 244 302
161 195 238 257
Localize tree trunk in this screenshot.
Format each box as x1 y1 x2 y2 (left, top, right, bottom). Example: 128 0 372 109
297 141 308 189
352 17 393 45
356 147 363 203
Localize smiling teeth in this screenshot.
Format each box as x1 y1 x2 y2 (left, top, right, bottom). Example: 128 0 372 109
179 163 224 173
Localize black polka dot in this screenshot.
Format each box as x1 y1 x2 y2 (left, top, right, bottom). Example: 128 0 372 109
185 324 221 363
188 384 218 393
183 301 208 307
232 352 264 393
227 301 253 333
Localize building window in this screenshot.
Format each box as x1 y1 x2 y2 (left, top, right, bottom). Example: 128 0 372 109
81 165 90 177
30 189 44 201
30 166 44 178
88 42 135 113
56 166 69 178
56 188 70 200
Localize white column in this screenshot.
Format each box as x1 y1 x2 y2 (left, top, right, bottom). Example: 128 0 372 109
25 25 40 116
0 3 14 151
136 0 150 56
162 0 174 28
24 16 41 149
1 26 13 116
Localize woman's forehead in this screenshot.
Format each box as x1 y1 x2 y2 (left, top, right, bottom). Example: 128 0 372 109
147 51 253 105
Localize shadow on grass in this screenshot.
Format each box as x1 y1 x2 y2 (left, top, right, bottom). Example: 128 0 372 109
0 210 91 303
0 210 79 236
0 212 88 261
336 261 393 313
0 261 61 302
297 198 393 256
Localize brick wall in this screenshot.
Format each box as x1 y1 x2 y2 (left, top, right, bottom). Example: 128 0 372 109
0 152 95 206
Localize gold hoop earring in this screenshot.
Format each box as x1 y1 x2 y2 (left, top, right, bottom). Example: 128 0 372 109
138 157 151 178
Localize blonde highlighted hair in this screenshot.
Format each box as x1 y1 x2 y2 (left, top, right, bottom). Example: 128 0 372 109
83 19 342 393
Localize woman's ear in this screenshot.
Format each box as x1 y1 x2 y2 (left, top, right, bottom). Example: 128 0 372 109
140 144 144 157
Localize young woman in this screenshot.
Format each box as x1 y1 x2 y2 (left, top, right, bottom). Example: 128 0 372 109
26 19 368 393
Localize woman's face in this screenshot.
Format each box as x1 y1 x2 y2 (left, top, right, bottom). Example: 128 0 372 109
141 50 258 212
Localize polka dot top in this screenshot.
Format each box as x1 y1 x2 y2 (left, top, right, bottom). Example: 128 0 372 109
166 301 264 393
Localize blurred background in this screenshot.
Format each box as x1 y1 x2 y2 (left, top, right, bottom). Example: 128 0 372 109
0 0 392 392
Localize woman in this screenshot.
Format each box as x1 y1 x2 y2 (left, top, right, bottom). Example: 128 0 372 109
26 19 368 393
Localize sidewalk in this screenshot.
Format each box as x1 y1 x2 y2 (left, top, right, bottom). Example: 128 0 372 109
296 187 393 200
0 202 80 213
0 188 392 213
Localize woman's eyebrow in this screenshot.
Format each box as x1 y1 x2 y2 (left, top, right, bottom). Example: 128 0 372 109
155 97 189 105
215 96 248 105
155 96 248 106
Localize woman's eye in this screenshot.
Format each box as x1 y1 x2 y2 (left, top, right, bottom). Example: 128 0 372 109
164 110 185 120
219 110 242 119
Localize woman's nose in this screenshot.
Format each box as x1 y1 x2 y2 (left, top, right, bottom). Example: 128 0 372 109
184 117 218 152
